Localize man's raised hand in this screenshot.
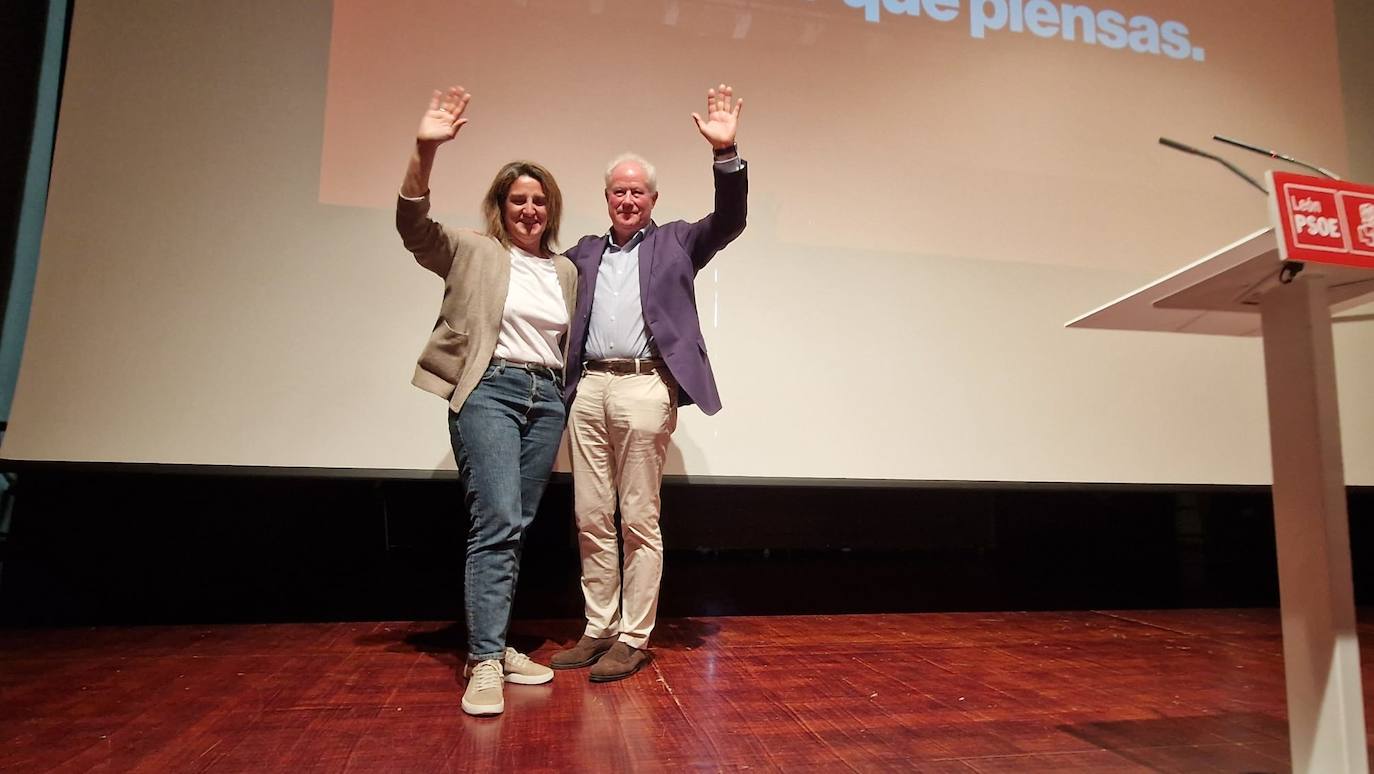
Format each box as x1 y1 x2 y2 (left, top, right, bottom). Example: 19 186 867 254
691 84 742 149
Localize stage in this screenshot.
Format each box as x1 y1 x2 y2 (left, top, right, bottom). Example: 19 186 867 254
2 608 1358 772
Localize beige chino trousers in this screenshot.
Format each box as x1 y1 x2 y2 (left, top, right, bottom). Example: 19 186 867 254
568 369 677 649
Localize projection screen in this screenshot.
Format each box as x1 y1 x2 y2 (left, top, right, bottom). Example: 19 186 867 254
4 0 1372 484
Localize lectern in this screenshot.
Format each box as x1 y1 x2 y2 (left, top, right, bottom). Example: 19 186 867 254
1068 172 1374 774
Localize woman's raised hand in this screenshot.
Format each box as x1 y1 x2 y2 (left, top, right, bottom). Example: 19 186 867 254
417 86 472 145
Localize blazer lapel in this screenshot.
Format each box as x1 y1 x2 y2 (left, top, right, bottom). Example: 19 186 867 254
582 237 609 315
637 222 658 303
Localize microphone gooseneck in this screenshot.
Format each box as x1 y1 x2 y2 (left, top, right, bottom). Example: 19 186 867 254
1158 137 1268 195
1212 135 1342 180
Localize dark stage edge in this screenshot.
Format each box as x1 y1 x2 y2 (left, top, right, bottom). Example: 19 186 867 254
2 467 1373 625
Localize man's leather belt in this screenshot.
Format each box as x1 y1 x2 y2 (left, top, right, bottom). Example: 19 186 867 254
584 358 666 375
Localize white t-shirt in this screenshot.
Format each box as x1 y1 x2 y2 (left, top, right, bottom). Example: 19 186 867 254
493 247 568 369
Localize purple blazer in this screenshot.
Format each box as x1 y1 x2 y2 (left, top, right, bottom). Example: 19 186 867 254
563 163 748 415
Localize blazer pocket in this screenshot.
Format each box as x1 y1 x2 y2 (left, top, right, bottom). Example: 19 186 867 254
418 319 470 381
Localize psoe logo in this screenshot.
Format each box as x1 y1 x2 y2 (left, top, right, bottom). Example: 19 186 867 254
1358 202 1374 249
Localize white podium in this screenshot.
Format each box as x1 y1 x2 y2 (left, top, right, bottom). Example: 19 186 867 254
1069 227 1374 774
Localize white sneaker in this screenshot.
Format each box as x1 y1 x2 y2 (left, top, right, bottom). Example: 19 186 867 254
503 647 554 685
461 659 505 716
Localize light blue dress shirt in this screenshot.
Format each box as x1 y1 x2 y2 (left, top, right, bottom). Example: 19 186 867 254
585 228 651 360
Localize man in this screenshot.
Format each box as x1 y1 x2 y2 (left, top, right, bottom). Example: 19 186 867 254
550 84 748 682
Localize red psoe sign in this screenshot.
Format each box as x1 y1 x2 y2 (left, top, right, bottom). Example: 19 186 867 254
1267 171 1374 269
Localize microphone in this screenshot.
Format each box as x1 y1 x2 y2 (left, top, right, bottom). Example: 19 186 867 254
1212 135 1341 180
1158 137 1268 195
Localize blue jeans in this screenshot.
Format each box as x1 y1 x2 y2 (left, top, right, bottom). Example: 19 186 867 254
449 362 566 662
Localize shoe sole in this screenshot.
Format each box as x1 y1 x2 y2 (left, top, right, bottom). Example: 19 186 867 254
588 656 649 683
505 671 554 685
461 699 504 716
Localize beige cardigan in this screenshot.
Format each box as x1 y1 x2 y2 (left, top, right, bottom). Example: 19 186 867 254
396 196 578 412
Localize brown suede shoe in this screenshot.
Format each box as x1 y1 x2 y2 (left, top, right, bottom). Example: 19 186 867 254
549 635 616 670
589 642 649 683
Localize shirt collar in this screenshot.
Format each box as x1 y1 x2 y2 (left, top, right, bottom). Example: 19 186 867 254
606 225 650 252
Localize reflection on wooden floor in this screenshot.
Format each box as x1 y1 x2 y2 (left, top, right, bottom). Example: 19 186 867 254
4 608 1364 772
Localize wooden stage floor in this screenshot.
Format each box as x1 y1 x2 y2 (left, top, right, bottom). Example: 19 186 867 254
3 608 1369 772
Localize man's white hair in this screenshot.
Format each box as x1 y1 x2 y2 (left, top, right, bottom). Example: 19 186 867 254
604 152 658 193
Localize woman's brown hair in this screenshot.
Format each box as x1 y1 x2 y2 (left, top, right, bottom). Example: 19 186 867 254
482 161 563 256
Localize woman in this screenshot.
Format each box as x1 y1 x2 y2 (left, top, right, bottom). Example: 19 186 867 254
396 86 576 717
